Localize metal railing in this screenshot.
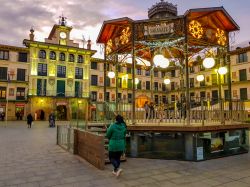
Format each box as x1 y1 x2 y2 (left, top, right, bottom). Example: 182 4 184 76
57 125 75 153
94 99 248 125
28 89 89 98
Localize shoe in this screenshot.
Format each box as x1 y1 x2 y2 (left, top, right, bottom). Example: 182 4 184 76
116 168 123 177
112 170 117 176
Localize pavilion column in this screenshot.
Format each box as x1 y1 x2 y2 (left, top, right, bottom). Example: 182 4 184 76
103 44 107 118
184 16 190 126
132 22 136 125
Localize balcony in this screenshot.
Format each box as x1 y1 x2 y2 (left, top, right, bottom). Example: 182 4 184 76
28 89 89 98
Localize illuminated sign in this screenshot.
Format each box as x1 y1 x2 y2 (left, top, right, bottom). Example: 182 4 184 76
144 23 174 36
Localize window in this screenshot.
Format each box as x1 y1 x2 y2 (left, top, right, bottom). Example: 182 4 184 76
78 55 84 63
145 70 150 76
106 76 110 87
0 87 6 98
238 53 248 63
224 90 229 100
154 82 158 90
171 70 175 77
75 67 83 79
16 87 25 100
37 79 47 96
69 54 75 62
189 66 194 73
91 61 98 69
118 65 122 73
91 91 97 101
118 93 122 101
137 80 141 89
57 66 66 78
37 64 47 76
154 71 158 77
239 69 247 81
200 91 206 99
162 96 167 104
137 68 141 75
211 74 217 85
0 50 9 60
171 95 175 102
171 82 175 91
146 81 150 90
240 88 248 100
154 95 159 104
199 65 205 71
118 78 122 88
59 52 65 61
200 80 205 87
161 72 165 78
17 69 26 81
75 81 82 97
18 52 27 62
91 75 98 86
128 93 132 103
39 50 46 59
0 67 7 80
162 83 166 92
128 79 132 89
127 67 132 74
50 51 56 60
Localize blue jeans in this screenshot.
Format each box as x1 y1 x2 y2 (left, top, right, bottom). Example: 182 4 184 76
109 151 123 172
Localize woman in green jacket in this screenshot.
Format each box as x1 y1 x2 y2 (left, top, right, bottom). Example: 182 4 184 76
106 115 127 177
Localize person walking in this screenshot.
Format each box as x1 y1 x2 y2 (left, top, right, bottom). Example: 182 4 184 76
49 112 56 127
27 113 33 128
106 115 127 177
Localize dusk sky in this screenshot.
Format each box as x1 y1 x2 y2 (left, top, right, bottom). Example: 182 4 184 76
0 0 249 56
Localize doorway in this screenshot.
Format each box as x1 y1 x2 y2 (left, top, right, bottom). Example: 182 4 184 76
56 105 67 120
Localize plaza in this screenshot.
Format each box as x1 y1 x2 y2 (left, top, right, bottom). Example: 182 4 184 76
1 121 250 187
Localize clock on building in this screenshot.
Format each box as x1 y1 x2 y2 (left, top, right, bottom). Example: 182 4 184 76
60 32 67 39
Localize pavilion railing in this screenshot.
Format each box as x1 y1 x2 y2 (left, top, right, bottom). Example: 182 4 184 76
99 99 248 125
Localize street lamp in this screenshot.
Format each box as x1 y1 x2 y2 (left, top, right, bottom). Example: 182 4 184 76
77 100 82 129
218 66 228 75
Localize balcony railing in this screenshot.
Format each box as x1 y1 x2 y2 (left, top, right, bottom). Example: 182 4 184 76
28 89 89 98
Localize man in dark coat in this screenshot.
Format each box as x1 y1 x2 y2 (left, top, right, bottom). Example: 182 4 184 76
27 113 33 128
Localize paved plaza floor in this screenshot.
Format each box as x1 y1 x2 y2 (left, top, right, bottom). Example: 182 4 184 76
1 121 250 187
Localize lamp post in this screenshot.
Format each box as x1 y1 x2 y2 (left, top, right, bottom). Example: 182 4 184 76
196 74 205 126
77 100 82 129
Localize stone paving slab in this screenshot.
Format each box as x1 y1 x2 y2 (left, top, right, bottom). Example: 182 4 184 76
1 121 250 187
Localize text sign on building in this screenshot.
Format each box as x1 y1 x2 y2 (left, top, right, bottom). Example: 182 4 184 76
144 23 174 36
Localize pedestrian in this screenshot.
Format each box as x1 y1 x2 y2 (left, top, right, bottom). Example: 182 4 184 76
144 101 149 119
106 114 127 177
27 113 33 128
149 102 155 119
49 112 56 127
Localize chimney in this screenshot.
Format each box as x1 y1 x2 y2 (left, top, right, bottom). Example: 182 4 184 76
29 27 34 41
87 39 91 50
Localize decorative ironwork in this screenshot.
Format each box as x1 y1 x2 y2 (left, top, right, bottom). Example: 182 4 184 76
189 20 203 39
216 28 226 46
120 27 131 45
106 39 113 55
67 78 73 87
48 77 55 86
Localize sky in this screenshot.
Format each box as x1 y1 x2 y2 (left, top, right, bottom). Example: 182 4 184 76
0 0 249 57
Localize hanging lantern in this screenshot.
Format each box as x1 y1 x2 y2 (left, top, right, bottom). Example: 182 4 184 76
153 54 170 68
203 57 215 69
108 71 115 78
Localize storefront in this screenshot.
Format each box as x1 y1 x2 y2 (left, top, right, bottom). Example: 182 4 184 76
15 103 25 120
